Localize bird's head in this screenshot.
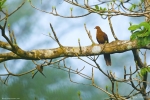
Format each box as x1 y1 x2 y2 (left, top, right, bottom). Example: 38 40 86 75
94 26 100 29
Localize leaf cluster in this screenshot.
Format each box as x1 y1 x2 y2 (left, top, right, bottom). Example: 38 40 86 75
129 0 143 11
129 4 136 11
128 22 150 47
94 5 107 12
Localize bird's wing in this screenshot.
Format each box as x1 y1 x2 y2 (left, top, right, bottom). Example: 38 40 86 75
103 32 109 43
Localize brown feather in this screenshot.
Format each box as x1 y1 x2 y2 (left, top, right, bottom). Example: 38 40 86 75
95 26 111 66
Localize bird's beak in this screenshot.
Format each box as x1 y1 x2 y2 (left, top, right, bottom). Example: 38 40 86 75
94 27 96 29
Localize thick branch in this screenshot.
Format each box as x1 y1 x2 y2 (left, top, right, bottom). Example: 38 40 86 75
0 40 150 62
132 49 145 68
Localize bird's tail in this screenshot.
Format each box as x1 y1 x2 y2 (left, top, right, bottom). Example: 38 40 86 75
104 54 111 66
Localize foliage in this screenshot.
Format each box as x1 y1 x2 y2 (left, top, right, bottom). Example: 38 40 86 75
128 22 150 46
139 66 150 77
94 5 107 12
0 0 6 10
129 4 137 11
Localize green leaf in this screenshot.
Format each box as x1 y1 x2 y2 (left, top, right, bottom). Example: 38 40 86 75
95 5 99 10
78 38 80 41
140 68 146 76
7 24 10 27
106 85 108 91
70 7 73 11
0 0 6 6
128 25 140 31
52 6 56 9
77 91 81 96
112 0 116 2
129 4 136 11
140 67 150 77
147 67 150 72
0 0 6 10
103 8 107 11
139 22 150 30
100 7 103 10
129 21 150 43
130 30 142 40
138 32 149 37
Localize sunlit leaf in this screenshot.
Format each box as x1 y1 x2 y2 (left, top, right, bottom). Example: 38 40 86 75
128 25 140 31
139 22 150 30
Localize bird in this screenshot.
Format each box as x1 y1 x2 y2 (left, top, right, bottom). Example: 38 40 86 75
94 26 111 66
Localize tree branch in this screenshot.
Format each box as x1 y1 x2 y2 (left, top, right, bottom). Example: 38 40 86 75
132 49 145 68
0 1 25 22
108 16 118 40
0 39 149 63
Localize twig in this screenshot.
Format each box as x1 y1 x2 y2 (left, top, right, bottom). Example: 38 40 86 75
111 80 118 100
46 58 66 65
124 66 126 79
29 1 91 18
144 50 147 66
84 24 95 44
68 65 119 99
75 0 78 4
50 62 91 80
0 77 8 85
54 8 58 15
129 67 141 91
132 49 145 68
78 38 82 54
4 75 9 84
108 16 118 40
0 1 25 21
74 53 97 68
91 67 94 84
2 63 37 76
49 23 62 47
68 67 91 84
0 19 14 47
